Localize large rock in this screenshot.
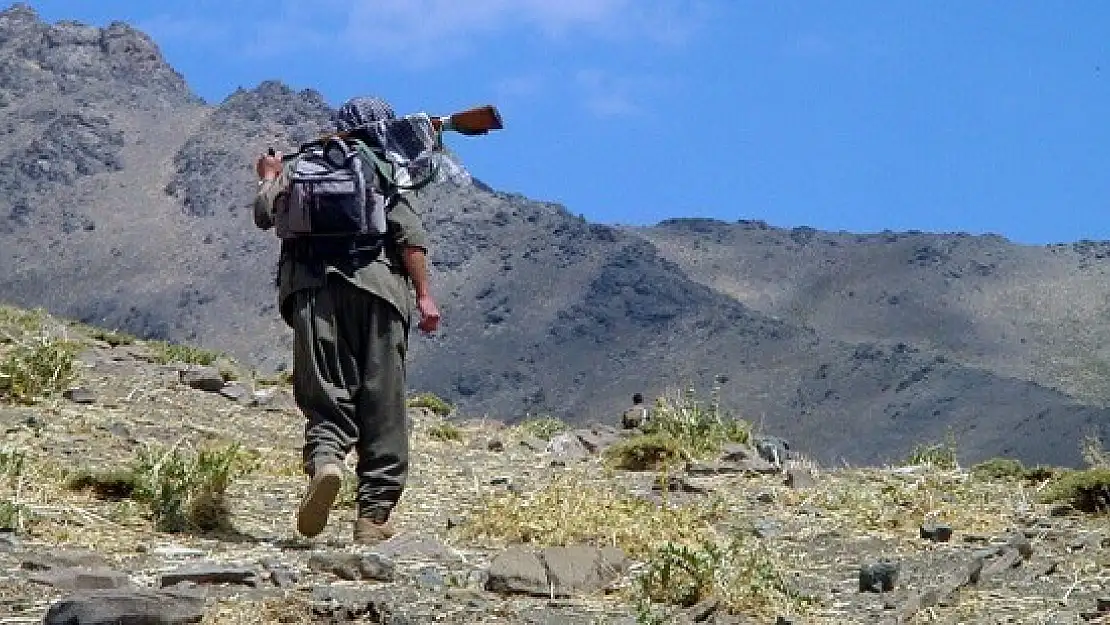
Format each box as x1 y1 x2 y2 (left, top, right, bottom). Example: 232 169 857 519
541 546 627 596
43 589 206 625
485 548 549 596
486 545 628 598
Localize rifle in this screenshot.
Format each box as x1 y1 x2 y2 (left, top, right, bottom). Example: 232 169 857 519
275 104 504 161
432 104 503 136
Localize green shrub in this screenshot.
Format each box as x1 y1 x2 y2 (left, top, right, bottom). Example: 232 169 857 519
0 448 26 485
605 433 688 471
149 341 221 366
902 434 959 470
0 306 46 335
407 392 453 416
1039 467 1110 514
428 420 463 442
970 457 1059 482
607 388 749 471
634 531 808 619
85 327 137 347
0 499 23 531
516 415 569 441
970 457 1025 480
0 336 79 404
128 443 259 532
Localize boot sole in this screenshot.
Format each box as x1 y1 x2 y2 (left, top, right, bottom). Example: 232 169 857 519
297 469 342 538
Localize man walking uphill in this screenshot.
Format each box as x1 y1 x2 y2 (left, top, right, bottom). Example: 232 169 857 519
252 96 440 545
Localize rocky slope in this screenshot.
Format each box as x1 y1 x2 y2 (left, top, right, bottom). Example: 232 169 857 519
0 5 1108 467
1 306 1109 624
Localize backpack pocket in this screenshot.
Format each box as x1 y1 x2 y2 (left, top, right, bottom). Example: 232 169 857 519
277 151 369 239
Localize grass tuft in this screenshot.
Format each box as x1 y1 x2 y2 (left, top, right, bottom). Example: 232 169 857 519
407 392 454 416
84 327 137 347
0 335 79 404
634 531 810 620
902 433 959 470
1039 467 1110 514
427 420 464 442
605 388 750 471
515 415 569 441
148 340 221 366
71 442 259 532
605 433 688 471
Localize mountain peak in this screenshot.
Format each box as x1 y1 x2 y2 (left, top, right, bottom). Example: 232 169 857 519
0 7 197 105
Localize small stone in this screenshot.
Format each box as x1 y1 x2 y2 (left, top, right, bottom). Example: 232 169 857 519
467 569 490 590
859 560 899 593
920 523 954 542
259 559 299 588
487 438 505 452
756 492 775 503
685 596 719 622
0 530 18 551
753 435 790 464
413 566 445 589
753 520 781 539
63 387 97 404
218 383 248 401
180 366 225 392
251 388 276 407
308 553 361 581
1049 503 1075 517
358 554 395 582
490 476 511 486
546 432 590 462
784 468 817 489
158 564 259 588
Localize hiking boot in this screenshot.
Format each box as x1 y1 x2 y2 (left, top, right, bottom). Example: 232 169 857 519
296 464 343 538
353 517 396 545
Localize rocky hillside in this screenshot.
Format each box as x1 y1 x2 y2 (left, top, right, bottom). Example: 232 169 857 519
1 305 1109 624
0 4 1109 468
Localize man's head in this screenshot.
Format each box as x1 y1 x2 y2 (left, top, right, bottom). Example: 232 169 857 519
336 96 396 132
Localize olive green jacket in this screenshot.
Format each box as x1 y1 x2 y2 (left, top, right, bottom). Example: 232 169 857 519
253 172 429 328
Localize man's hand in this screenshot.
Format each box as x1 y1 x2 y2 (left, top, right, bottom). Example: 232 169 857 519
417 294 440 334
255 150 283 181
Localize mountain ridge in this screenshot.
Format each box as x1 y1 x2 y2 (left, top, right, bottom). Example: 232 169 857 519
0 4 1108 467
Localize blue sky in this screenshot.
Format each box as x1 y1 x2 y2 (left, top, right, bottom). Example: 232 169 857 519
23 1 1110 245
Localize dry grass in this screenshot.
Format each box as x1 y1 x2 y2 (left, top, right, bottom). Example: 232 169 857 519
793 466 1031 537
456 468 725 559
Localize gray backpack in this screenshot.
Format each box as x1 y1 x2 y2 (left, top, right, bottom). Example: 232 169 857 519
273 137 387 240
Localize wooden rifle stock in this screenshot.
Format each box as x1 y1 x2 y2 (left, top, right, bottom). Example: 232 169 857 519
433 105 503 135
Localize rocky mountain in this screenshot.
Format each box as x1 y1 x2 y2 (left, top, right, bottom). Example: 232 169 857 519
0 4 1108 468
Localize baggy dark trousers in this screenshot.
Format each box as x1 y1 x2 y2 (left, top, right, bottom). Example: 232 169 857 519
289 274 409 520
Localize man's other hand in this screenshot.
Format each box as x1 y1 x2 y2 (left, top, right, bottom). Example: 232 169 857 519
255 150 283 181
417 294 440 334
